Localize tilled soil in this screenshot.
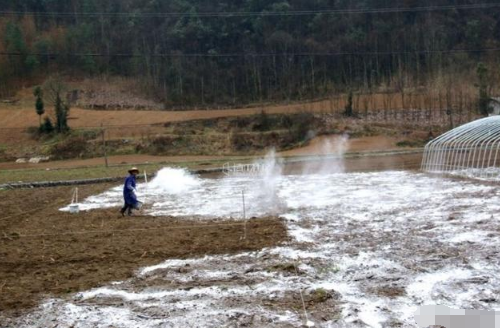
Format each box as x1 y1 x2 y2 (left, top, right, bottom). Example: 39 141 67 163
3 171 499 327
0 184 287 316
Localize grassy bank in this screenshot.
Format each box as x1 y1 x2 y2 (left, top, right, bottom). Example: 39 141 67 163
0 159 241 184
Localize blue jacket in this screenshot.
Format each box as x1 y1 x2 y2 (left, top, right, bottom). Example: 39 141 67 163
123 175 138 205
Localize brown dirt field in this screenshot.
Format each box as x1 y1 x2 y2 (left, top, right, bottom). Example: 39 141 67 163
0 102 327 147
0 88 455 130
0 102 327 130
0 183 288 316
0 100 330 146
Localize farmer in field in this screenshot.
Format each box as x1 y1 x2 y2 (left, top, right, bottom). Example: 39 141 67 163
120 167 140 216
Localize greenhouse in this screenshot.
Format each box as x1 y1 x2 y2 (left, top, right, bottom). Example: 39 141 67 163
422 116 500 180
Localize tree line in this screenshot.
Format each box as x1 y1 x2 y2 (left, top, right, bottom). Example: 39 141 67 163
0 0 499 108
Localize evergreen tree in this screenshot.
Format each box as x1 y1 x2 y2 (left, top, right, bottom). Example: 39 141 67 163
1 1 500 105
477 63 490 116
54 94 70 133
43 76 70 133
344 90 354 117
34 86 45 125
4 22 29 75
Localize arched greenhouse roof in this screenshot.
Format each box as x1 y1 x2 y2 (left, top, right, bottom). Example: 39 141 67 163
422 116 500 180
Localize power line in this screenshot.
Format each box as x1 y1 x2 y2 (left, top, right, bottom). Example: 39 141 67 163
1 3 500 18
1 48 500 59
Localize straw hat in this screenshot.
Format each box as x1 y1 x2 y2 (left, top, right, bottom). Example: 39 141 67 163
128 167 140 174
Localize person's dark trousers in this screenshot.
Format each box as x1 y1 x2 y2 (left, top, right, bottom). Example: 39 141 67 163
120 203 133 216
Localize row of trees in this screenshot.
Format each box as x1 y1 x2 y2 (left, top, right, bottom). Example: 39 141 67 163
1 0 500 107
33 77 70 134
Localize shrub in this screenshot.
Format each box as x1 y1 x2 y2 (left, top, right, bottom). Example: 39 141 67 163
39 117 54 134
75 129 99 140
28 117 54 138
232 116 252 129
148 135 181 154
231 133 253 151
477 63 490 116
344 90 354 117
280 114 294 130
290 112 315 142
253 110 271 131
202 119 216 128
50 136 88 159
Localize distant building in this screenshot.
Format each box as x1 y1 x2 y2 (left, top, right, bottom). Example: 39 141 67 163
489 97 500 116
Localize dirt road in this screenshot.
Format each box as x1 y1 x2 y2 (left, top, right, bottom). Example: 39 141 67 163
0 101 331 130
0 89 458 130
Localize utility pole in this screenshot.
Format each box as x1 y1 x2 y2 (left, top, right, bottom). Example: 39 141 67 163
101 123 108 168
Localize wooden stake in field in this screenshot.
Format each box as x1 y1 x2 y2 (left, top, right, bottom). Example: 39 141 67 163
242 189 247 241
142 170 148 209
101 123 108 168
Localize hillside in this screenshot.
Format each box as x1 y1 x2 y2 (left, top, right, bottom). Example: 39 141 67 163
0 1 494 166
0 0 500 108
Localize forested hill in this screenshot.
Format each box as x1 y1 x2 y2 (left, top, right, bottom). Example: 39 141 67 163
1 0 500 106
